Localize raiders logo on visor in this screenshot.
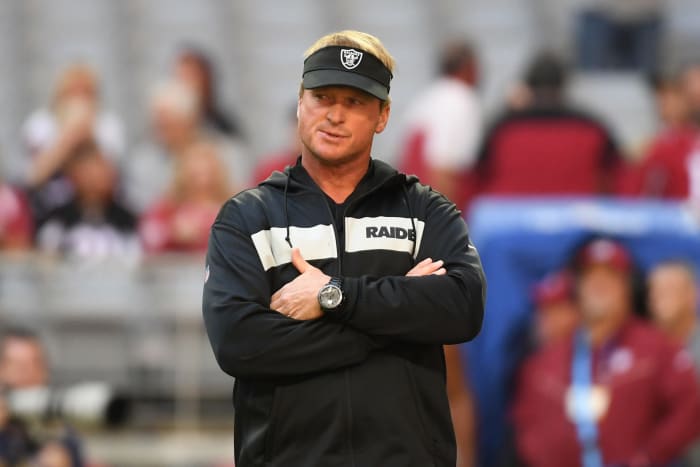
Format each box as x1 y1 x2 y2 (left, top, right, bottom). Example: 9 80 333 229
340 49 363 69
302 46 393 100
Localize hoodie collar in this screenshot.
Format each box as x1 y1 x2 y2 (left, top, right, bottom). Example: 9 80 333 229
260 156 408 197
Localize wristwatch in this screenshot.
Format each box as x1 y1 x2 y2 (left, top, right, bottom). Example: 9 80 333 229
318 277 345 315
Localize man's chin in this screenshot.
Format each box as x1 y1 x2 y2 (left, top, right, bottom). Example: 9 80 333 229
307 149 358 166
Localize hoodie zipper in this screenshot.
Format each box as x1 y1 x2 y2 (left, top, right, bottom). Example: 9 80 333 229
318 194 356 465
312 173 404 467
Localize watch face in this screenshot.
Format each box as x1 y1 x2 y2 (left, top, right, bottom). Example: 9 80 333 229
319 284 343 309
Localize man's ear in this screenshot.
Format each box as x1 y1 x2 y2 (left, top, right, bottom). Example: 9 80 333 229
375 103 390 134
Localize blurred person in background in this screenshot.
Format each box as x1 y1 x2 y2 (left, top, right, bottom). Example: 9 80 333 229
123 79 248 214
0 329 83 467
140 141 233 254
444 345 477 467
33 439 73 467
398 38 481 210
629 61 700 198
512 238 700 467
36 140 139 261
648 260 700 466
0 174 33 252
0 328 48 390
174 45 245 140
252 104 301 185
0 391 36 466
173 47 252 191
21 63 124 224
648 70 692 131
532 270 579 347
476 52 621 196
575 0 664 72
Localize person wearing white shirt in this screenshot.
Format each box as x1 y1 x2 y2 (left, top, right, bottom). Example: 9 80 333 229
398 39 482 209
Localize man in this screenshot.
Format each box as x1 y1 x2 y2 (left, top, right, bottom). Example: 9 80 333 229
0 328 48 390
202 30 486 467
532 270 579 346
630 62 700 199
477 52 621 196
36 139 140 260
512 239 700 467
122 80 249 214
398 39 481 210
0 328 84 466
648 260 700 465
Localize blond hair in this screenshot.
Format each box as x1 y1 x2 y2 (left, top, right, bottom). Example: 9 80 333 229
300 30 395 107
52 63 98 108
171 141 232 203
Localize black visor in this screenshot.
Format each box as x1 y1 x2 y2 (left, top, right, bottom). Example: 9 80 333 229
302 46 392 101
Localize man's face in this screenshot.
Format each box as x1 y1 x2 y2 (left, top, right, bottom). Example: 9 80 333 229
536 301 579 345
0 337 48 389
67 152 116 204
297 86 389 166
152 101 197 150
577 265 630 323
648 265 697 328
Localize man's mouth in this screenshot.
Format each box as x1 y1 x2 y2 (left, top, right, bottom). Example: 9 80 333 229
318 129 348 140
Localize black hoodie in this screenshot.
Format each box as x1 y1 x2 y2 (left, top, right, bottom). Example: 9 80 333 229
202 158 486 467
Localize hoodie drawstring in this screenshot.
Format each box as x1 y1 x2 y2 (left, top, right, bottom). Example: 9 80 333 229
284 175 293 248
402 184 417 259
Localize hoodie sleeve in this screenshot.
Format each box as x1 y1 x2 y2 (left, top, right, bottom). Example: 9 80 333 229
339 190 486 344
202 202 380 380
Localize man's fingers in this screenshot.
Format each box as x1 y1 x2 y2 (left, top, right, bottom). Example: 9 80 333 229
291 247 309 274
406 258 432 276
433 268 447 276
406 259 445 277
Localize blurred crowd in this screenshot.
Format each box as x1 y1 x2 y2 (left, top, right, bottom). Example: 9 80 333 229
0 47 251 261
0 7 698 261
1 2 700 467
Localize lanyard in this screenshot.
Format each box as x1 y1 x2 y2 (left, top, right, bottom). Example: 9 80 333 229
571 330 605 467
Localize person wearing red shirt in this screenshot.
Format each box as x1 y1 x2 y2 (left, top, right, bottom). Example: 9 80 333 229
0 182 33 251
398 39 482 211
627 63 700 199
140 141 233 253
513 239 700 467
477 53 621 197
532 270 580 347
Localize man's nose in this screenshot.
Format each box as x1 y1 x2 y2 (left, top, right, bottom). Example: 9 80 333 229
326 104 345 124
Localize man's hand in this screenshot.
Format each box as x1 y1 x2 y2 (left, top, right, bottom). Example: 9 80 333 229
406 258 446 277
270 248 330 320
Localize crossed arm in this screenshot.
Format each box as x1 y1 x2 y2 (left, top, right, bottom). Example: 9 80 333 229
270 247 445 320
203 196 485 379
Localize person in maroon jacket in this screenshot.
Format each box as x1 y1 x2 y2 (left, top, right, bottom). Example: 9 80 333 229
512 239 700 467
476 53 621 196
532 270 579 347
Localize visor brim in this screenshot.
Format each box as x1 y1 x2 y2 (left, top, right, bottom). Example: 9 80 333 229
303 69 389 101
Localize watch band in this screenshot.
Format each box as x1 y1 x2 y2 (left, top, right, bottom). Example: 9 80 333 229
328 276 343 290
321 276 345 318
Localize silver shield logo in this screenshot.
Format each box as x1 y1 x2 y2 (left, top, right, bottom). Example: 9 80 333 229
340 49 363 70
